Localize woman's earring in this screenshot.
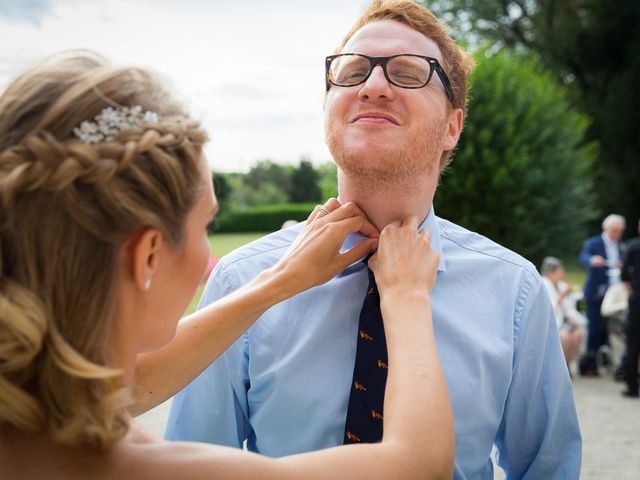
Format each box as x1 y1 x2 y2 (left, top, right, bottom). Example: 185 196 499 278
144 278 152 291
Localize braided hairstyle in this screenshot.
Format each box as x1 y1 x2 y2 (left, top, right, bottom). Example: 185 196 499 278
0 50 208 448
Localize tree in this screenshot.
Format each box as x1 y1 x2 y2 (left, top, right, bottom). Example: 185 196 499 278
244 160 293 194
426 0 640 232
225 173 288 209
434 49 597 265
317 162 338 200
289 158 322 203
212 172 232 210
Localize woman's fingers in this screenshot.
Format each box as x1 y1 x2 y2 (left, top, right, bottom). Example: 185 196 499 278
315 200 379 239
307 198 341 225
339 238 378 268
367 252 379 271
306 205 323 225
370 215 438 294
401 214 419 231
420 229 432 243
314 215 378 267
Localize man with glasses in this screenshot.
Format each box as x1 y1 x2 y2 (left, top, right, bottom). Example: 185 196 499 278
167 1 581 478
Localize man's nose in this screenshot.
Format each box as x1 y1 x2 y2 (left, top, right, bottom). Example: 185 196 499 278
358 65 394 100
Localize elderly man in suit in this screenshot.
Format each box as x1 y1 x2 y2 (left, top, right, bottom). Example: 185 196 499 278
579 214 626 376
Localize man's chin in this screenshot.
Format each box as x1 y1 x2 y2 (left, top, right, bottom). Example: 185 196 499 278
336 151 394 173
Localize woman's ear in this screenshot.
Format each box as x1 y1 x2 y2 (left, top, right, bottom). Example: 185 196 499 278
130 228 164 292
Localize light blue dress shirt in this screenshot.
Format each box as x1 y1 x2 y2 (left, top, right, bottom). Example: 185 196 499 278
602 232 622 284
166 208 581 479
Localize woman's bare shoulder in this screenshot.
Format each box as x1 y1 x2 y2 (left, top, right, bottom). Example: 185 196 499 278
124 435 282 480
0 423 280 480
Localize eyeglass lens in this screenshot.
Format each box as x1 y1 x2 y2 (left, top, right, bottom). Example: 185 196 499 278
329 55 433 88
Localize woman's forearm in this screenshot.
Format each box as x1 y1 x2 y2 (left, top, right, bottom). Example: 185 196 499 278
131 264 294 416
380 289 454 477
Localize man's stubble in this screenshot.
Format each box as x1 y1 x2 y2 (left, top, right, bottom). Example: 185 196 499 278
325 116 448 194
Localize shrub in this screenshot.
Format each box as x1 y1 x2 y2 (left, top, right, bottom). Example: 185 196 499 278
215 203 317 233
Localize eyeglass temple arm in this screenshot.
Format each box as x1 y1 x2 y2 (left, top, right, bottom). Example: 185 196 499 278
432 62 455 104
325 58 332 91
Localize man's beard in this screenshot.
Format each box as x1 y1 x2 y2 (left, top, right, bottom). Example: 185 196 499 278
325 117 447 193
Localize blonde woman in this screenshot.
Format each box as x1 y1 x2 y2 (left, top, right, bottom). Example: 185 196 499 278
0 51 453 479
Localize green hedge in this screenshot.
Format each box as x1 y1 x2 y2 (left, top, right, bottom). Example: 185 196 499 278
215 203 317 233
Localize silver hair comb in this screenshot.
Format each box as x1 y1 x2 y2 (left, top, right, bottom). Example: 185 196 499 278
73 105 159 144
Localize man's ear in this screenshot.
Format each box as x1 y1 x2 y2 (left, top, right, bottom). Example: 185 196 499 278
130 228 164 292
442 108 464 151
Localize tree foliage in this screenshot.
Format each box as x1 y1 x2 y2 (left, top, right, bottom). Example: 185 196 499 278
425 0 640 231
212 172 231 210
317 162 338 200
288 158 322 203
243 160 293 193
434 49 597 265
212 158 329 211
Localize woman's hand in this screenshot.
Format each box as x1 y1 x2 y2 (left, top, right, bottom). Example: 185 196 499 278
272 198 379 295
368 215 438 298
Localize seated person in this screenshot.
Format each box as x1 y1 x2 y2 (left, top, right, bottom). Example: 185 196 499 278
0 50 454 479
541 257 584 369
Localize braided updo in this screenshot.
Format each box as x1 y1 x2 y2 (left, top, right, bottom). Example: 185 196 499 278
0 51 208 448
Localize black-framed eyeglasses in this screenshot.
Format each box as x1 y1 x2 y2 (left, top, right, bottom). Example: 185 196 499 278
325 53 455 104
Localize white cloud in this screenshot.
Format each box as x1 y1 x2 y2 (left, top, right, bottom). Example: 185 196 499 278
0 0 369 171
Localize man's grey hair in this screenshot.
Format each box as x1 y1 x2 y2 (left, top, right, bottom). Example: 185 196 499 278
540 256 564 276
602 214 626 229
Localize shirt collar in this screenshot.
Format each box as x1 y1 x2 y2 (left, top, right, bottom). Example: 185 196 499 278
340 204 446 274
420 206 446 273
602 232 618 246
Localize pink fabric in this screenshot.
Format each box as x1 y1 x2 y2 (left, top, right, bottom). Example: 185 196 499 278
201 256 220 285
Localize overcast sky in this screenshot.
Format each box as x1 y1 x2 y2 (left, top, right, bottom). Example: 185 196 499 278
0 0 370 171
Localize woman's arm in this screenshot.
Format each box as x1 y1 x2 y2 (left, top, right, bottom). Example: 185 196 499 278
131 200 378 415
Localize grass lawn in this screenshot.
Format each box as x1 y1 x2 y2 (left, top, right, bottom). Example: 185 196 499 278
208 232 270 258
562 262 587 291
185 232 270 314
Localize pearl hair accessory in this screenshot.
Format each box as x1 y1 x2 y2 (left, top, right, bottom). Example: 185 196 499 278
73 105 159 144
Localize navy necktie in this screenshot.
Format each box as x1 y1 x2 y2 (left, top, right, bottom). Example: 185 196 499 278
343 264 388 444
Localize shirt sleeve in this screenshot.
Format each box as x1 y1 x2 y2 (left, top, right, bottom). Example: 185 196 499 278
579 238 594 268
494 272 582 479
164 262 252 447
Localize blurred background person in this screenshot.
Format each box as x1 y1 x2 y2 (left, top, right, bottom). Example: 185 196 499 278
541 257 584 373
578 214 626 376
621 219 640 398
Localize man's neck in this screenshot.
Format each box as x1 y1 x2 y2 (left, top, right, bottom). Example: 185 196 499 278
336 169 437 231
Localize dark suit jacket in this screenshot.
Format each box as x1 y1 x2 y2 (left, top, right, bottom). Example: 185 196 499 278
579 234 622 300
